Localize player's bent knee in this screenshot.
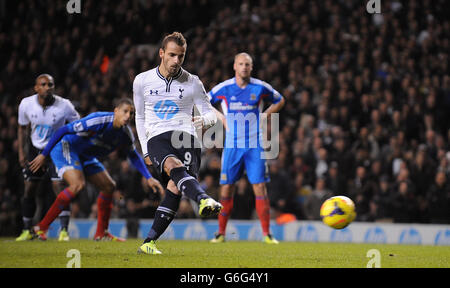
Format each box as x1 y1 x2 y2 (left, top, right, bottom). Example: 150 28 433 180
96 180 116 195
220 184 235 198
68 181 85 194
105 180 116 194
52 181 65 194
252 183 267 196
167 181 180 195
164 157 184 175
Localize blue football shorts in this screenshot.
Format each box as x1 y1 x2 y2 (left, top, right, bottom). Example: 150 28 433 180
219 147 270 185
50 140 106 178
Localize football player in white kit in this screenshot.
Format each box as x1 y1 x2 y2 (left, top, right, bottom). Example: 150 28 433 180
134 32 222 254
16 74 80 241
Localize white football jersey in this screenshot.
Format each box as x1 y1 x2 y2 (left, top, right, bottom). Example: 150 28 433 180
18 94 80 150
133 67 214 157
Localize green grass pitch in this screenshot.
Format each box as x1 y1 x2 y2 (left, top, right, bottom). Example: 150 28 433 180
0 238 449 268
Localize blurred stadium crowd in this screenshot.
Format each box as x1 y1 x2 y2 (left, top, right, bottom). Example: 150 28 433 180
0 0 449 236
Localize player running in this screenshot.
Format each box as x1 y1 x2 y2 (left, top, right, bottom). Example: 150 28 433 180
208 53 285 244
134 32 221 254
16 74 80 242
29 98 164 241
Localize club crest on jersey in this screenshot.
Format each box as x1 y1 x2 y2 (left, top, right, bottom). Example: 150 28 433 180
221 173 227 181
250 93 257 100
179 88 184 99
154 100 179 120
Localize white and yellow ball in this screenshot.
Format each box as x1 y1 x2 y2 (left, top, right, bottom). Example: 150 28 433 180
320 196 356 229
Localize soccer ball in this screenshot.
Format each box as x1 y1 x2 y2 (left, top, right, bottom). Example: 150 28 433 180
320 196 356 229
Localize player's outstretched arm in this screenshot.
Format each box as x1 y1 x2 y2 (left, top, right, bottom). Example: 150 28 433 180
132 74 149 158
127 149 164 195
213 107 227 131
29 125 71 173
28 154 46 173
192 76 217 129
17 125 29 168
146 177 164 196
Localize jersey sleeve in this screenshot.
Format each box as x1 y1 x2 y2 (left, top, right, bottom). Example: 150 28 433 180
41 113 112 157
133 73 148 157
64 99 80 123
122 125 137 153
122 124 152 179
41 125 70 157
208 85 225 105
193 76 217 126
261 81 283 104
66 113 112 134
17 99 29 126
193 76 215 115
127 149 152 179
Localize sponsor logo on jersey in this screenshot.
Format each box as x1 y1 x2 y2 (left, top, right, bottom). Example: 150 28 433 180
154 100 179 120
229 102 257 111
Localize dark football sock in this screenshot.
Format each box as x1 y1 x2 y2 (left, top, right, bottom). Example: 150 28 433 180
38 188 74 231
59 207 71 231
169 166 209 203
144 190 181 243
22 196 36 230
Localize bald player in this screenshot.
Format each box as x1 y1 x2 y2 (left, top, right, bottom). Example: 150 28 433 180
16 74 80 241
208 53 285 244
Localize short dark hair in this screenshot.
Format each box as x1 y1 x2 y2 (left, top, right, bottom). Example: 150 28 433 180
35 73 54 84
115 97 133 108
161 32 187 50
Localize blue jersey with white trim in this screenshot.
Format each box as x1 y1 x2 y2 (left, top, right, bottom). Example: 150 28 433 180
208 77 282 148
62 112 136 158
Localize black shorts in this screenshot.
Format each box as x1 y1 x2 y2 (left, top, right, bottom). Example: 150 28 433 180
23 143 60 182
147 131 201 188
